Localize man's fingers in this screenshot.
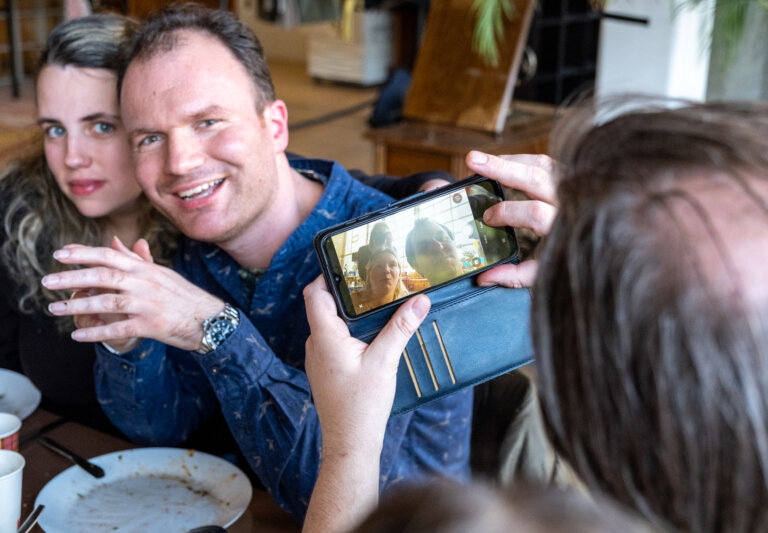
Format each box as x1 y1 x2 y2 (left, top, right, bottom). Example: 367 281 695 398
476 260 539 289
111 236 132 254
42 266 129 292
466 151 557 205
51 245 139 270
70 319 140 344
366 295 431 372
48 291 133 317
483 200 557 237
132 239 155 263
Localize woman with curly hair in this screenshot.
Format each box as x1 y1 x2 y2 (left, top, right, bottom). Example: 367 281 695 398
0 14 177 430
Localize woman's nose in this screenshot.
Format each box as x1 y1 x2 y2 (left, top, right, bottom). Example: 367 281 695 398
64 135 92 169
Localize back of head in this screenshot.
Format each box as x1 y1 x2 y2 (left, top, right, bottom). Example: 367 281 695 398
534 99 768 532
37 13 137 74
353 479 657 533
116 3 275 112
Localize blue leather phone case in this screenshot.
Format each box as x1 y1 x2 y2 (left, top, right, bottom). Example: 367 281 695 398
347 275 534 415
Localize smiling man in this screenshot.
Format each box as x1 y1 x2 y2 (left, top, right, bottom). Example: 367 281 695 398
42 4 471 522
405 219 462 286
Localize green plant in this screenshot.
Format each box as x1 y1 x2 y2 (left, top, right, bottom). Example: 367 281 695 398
471 0 517 67
471 0 767 67
679 0 758 63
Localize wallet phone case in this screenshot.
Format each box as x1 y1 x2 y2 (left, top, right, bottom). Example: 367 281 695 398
347 275 534 415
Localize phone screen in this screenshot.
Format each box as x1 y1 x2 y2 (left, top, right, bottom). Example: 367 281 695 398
321 178 518 317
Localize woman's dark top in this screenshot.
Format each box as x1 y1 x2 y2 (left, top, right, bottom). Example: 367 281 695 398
0 231 118 432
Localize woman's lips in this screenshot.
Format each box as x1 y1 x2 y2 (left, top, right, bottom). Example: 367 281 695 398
69 179 105 196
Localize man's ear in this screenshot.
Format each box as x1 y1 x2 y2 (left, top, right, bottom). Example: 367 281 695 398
264 99 289 154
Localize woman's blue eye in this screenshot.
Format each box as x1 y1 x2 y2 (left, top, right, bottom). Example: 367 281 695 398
94 122 115 134
45 125 65 139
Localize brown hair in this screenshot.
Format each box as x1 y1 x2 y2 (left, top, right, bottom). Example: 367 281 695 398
354 479 658 533
116 3 275 112
534 98 768 532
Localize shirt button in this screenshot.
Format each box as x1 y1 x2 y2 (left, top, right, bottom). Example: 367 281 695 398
121 363 131 371
211 366 220 375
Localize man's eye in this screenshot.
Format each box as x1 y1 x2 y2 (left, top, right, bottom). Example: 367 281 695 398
93 122 115 134
44 125 65 139
137 135 160 148
200 119 218 128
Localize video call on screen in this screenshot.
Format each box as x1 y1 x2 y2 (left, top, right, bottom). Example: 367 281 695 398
326 181 516 317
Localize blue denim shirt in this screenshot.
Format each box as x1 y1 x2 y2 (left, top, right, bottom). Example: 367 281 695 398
94 158 472 521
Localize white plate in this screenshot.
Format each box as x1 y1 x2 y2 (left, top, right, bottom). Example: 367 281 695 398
35 447 253 533
0 368 41 420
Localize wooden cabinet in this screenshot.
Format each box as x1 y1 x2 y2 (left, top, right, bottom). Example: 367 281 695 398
365 101 554 178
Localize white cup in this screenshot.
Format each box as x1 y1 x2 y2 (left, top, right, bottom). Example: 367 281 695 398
0 449 24 533
0 414 21 451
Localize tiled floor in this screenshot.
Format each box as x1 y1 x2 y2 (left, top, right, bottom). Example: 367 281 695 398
0 60 379 173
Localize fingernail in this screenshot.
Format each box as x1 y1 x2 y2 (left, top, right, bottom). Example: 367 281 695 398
53 249 70 259
470 151 488 165
48 302 66 313
41 274 58 287
411 295 430 319
71 331 86 341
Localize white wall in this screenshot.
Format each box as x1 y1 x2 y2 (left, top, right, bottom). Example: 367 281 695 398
596 0 714 101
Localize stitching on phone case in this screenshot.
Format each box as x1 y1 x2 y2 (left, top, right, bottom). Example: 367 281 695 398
416 329 439 391
402 347 422 397
432 321 456 384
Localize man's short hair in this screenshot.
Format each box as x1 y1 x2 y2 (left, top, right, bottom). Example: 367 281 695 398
405 218 455 271
533 99 768 532
117 3 276 112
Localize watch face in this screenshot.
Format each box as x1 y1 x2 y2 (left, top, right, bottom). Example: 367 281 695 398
208 318 237 347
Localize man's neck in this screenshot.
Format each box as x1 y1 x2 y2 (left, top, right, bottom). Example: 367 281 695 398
217 156 324 270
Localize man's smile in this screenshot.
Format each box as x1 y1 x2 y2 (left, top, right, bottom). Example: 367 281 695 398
177 178 224 201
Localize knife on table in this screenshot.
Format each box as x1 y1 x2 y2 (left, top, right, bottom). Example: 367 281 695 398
38 436 105 478
17 504 44 533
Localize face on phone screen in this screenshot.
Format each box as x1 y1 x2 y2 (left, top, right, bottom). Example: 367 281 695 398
322 179 518 317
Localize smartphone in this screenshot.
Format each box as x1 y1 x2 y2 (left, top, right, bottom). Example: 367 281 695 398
314 175 519 320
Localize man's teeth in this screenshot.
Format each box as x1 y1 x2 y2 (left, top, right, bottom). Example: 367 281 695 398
178 179 223 200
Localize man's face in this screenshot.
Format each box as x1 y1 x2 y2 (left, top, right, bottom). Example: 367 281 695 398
120 30 282 245
410 220 461 285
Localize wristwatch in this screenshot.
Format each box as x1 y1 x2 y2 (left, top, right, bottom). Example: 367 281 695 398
197 303 240 354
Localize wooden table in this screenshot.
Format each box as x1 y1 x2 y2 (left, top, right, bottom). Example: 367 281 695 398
365 101 555 178
18 409 299 533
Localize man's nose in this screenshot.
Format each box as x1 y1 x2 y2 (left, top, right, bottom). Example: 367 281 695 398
64 135 92 169
165 131 204 175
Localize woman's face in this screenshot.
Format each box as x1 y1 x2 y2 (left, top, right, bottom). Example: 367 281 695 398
37 65 142 219
368 252 400 294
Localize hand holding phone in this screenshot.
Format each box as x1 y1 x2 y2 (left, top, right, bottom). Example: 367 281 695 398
465 151 559 289
313 173 533 415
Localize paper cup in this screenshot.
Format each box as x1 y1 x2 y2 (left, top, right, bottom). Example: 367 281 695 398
0 449 24 533
0 414 20 452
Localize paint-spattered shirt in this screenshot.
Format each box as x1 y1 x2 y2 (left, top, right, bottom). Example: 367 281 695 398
94 158 472 522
